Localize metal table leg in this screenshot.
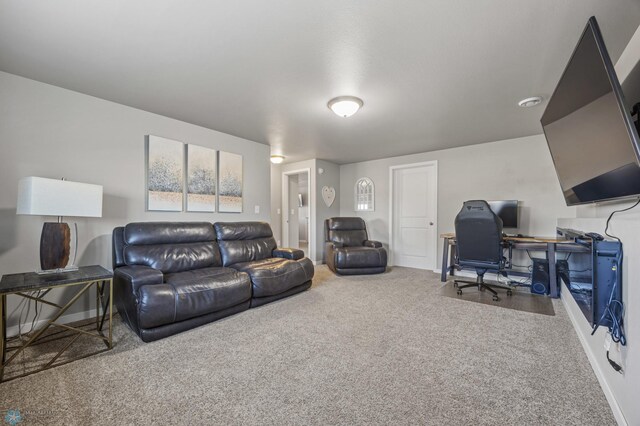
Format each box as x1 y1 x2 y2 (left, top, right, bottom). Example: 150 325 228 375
0 295 6 382
441 238 449 282
548 242 558 298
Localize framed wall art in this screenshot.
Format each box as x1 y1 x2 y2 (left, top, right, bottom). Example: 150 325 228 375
146 135 184 211
186 144 217 212
218 151 243 213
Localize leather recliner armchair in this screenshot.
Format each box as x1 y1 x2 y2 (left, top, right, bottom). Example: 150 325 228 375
214 222 314 307
324 217 387 275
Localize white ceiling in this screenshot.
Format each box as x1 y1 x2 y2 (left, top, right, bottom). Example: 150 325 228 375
1 1 639 164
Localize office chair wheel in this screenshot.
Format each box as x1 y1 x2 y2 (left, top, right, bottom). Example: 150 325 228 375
456 289 462 296
453 282 458 288
492 295 500 301
507 290 513 296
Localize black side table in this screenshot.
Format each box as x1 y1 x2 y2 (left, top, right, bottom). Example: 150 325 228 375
0 265 113 382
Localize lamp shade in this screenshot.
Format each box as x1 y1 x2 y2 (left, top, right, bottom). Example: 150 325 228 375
17 177 103 218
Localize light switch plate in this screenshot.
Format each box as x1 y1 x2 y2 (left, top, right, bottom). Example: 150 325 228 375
277 208 281 215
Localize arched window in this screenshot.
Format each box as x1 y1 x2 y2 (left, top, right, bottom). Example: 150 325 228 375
354 177 374 211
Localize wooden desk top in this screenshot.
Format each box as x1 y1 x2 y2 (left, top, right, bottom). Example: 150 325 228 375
439 232 574 244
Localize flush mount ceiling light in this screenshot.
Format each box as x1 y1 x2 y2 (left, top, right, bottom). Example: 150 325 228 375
518 96 543 108
327 96 364 118
270 155 285 164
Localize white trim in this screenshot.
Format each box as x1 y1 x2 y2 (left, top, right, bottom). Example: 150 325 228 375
5 309 96 338
388 160 438 269
561 287 628 426
282 168 314 262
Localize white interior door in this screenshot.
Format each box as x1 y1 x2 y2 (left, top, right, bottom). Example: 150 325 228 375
391 162 437 270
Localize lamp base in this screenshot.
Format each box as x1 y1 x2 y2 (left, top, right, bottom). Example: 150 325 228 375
36 265 80 275
40 222 74 271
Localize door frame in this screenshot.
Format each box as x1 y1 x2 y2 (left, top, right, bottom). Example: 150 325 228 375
282 168 314 261
388 160 438 269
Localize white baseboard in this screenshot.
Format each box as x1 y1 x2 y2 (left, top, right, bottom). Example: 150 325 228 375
5 309 96 339
562 294 627 425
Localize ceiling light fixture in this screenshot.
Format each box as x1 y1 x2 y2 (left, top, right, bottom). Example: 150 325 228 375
327 96 363 118
518 96 543 108
270 155 285 164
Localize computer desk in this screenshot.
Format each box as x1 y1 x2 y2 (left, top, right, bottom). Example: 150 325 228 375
440 233 589 298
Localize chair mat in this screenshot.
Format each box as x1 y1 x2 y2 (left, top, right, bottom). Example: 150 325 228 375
439 281 555 316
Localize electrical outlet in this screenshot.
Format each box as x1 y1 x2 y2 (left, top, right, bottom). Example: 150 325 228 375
277 208 281 215
254 205 260 214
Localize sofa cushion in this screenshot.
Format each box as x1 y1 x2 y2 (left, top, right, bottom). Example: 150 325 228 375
137 267 251 329
231 257 314 298
325 218 369 247
124 222 216 245
214 222 277 266
334 247 387 269
214 222 273 240
120 222 222 273
124 241 222 273
328 230 368 247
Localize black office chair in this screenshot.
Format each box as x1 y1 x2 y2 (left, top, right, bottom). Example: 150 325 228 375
453 200 513 301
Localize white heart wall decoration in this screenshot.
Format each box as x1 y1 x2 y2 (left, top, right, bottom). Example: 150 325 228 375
322 186 336 207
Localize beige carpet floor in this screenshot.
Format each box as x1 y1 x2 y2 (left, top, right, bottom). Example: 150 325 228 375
0 266 614 425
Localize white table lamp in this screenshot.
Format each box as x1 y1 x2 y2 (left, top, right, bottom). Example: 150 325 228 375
17 177 103 273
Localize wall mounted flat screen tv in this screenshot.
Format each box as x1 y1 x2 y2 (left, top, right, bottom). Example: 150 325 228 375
541 16 640 206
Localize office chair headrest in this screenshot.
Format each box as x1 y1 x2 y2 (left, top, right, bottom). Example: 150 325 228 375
462 200 491 212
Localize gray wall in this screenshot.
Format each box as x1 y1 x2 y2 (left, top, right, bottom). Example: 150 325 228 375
339 134 576 267
0 71 271 329
270 163 282 245
558 208 639 425
315 160 340 262
554 25 640 425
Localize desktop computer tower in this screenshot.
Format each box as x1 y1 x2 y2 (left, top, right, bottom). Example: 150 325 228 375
530 258 550 295
592 240 623 329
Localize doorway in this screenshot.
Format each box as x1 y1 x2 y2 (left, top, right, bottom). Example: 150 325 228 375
282 169 312 259
389 161 438 270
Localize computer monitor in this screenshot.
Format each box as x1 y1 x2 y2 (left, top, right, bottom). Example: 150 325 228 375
487 200 518 228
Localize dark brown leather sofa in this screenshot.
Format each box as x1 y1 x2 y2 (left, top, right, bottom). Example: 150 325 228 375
214 222 314 307
324 217 387 275
113 221 313 342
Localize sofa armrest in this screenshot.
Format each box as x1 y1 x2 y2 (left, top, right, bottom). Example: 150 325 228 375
114 265 164 294
363 240 383 248
112 265 164 336
330 241 344 248
272 248 305 260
